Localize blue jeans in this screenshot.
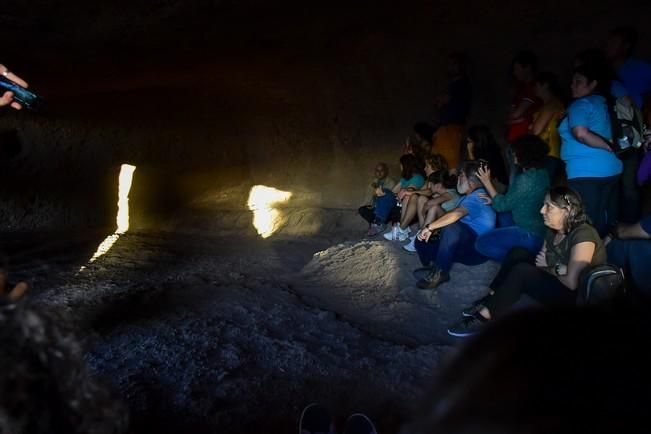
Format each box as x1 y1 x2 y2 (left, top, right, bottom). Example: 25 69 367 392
607 239 651 295
373 189 398 224
474 226 544 262
415 221 487 272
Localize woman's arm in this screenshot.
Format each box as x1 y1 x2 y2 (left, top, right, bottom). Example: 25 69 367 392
508 100 534 122
392 182 401 194
557 241 596 290
571 126 613 151
476 166 498 197
530 108 555 135
429 191 453 206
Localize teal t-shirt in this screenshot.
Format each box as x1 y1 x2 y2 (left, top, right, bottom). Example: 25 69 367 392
491 168 549 237
400 174 426 189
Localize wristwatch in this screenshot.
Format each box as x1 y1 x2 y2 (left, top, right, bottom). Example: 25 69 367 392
554 264 562 276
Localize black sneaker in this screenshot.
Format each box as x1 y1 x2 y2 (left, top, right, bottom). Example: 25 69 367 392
462 294 492 317
447 313 488 338
417 269 450 289
343 413 378 434
299 403 336 434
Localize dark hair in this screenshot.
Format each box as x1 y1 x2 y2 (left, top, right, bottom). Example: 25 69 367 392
511 134 549 169
425 153 449 173
428 169 457 189
512 50 538 72
0 301 128 434
547 186 591 232
611 26 638 56
464 125 508 185
413 122 436 145
458 160 482 186
535 71 563 100
405 305 651 434
400 153 422 179
573 61 612 97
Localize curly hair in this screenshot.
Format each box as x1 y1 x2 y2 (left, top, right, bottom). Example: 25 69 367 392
425 154 449 173
547 186 591 232
511 134 550 169
428 169 457 189
0 300 128 434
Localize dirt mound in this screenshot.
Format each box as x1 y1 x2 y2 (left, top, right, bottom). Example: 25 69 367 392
295 240 500 345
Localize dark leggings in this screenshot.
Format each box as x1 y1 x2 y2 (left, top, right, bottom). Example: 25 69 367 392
483 248 576 317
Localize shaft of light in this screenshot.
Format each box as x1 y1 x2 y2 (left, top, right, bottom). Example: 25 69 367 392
247 185 292 238
83 164 136 268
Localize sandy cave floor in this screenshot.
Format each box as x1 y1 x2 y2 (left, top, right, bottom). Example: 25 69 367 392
5 226 500 434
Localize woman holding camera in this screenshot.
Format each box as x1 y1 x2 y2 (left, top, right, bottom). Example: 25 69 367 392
447 186 606 337
474 135 550 262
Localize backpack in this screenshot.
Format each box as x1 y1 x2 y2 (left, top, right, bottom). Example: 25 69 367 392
606 95 647 154
577 264 626 306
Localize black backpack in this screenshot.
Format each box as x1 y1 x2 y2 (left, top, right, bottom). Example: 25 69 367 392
577 264 626 306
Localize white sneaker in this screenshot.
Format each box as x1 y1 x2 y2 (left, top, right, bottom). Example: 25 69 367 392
383 226 411 241
396 226 411 241
403 238 417 252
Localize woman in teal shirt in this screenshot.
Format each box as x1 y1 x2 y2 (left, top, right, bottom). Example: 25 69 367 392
474 135 550 261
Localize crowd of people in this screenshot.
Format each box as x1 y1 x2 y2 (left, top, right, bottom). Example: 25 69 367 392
1 26 651 434
359 26 651 338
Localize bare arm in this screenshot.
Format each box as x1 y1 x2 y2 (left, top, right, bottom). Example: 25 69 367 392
530 108 555 135
508 100 534 122
614 222 651 240
426 207 467 231
571 126 612 151
558 241 596 290
429 192 453 206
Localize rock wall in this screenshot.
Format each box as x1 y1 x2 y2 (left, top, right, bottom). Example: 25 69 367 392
0 0 648 231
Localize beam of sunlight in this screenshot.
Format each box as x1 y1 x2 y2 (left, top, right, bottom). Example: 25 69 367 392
247 185 292 238
80 164 136 271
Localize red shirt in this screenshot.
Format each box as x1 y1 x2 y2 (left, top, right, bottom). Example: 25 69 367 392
506 81 542 143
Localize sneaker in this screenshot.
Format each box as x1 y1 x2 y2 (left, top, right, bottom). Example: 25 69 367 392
462 294 491 317
383 225 410 241
416 269 450 289
343 413 378 434
402 238 417 252
447 313 488 338
366 223 384 237
299 403 336 434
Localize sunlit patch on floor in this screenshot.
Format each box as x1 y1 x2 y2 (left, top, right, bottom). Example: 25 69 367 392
247 185 292 238
80 164 136 271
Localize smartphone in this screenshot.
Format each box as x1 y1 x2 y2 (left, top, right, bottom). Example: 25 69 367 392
0 75 42 110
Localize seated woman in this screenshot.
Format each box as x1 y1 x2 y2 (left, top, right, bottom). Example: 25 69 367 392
377 153 425 241
462 125 509 188
403 169 460 252
386 154 449 242
448 187 606 337
474 135 550 262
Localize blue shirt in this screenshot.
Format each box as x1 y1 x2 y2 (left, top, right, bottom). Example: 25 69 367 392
400 174 426 189
617 58 651 108
457 188 496 236
559 95 622 179
439 76 472 125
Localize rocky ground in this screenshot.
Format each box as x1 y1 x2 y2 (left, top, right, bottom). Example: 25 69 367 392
7 222 499 434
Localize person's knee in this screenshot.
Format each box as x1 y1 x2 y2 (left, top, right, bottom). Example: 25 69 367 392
505 246 533 263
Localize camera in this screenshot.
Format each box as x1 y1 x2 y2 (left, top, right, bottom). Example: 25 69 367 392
0 75 42 110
